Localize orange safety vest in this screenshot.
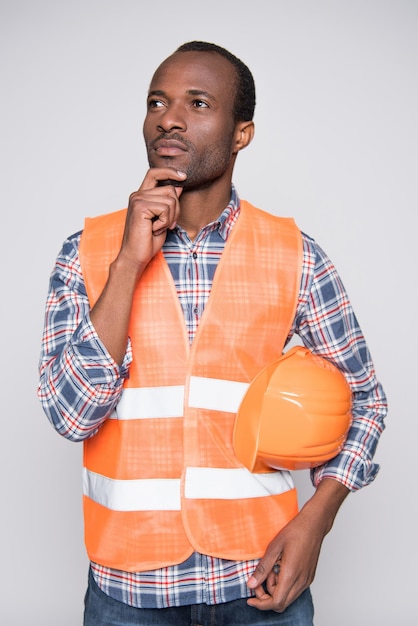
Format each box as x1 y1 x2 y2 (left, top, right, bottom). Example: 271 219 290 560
79 200 303 572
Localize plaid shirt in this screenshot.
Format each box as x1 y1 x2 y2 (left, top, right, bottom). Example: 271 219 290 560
38 186 387 608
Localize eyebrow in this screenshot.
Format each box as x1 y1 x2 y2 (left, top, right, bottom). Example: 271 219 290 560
147 89 217 103
147 90 166 98
187 89 216 102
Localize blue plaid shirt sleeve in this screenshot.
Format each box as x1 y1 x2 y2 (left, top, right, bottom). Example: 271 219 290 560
37 232 132 441
290 234 387 491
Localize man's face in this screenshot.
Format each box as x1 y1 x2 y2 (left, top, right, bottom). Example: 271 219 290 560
143 51 239 190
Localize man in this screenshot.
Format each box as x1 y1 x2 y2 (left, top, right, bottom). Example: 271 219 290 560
38 41 387 625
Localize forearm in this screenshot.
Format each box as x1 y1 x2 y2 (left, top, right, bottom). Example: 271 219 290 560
90 254 143 365
89 170 183 363
299 477 350 537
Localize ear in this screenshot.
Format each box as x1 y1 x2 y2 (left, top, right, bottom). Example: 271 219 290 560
233 120 255 153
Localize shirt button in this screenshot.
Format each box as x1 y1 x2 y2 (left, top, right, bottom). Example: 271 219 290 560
193 307 199 315
192 252 198 259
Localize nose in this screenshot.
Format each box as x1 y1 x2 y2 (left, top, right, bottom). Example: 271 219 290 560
156 102 186 133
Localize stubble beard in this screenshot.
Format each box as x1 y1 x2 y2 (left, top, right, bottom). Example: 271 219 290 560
146 130 235 191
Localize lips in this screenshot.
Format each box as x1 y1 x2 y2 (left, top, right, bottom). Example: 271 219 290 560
152 138 188 157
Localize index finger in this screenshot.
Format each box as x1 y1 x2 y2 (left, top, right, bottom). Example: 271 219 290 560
247 555 278 590
139 168 187 191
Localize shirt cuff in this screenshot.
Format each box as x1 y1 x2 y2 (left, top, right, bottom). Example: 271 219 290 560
71 317 133 386
311 449 380 492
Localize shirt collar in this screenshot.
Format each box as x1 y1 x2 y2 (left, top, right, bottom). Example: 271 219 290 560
169 185 241 243
212 184 241 241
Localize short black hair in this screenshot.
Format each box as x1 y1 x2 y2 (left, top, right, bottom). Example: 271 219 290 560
175 41 256 122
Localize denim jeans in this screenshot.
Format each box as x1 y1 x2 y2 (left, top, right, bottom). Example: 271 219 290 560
84 567 314 625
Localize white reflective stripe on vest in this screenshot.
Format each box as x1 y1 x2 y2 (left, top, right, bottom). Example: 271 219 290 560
185 467 294 500
83 467 294 512
109 386 185 419
108 378 248 419
188 377 249 413
83 468 181 511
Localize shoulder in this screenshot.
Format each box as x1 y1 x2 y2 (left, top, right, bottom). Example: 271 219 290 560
300 232 338 275
59 230 83 260
240 199 296 225
83 208 127 234
239 200 302 242
239 199 334 269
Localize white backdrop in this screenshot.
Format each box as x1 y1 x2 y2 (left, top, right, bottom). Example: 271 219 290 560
1 1 416 624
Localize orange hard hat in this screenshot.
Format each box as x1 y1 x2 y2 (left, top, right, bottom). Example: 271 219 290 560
233 346 352 471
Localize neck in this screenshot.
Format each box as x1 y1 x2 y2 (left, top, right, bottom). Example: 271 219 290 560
177 180 233 241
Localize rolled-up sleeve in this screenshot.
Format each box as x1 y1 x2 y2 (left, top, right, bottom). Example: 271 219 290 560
38 232 132 442
290 235 387 491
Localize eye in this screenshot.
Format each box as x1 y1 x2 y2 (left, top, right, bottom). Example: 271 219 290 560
192 99 209 109
147 98 165 109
